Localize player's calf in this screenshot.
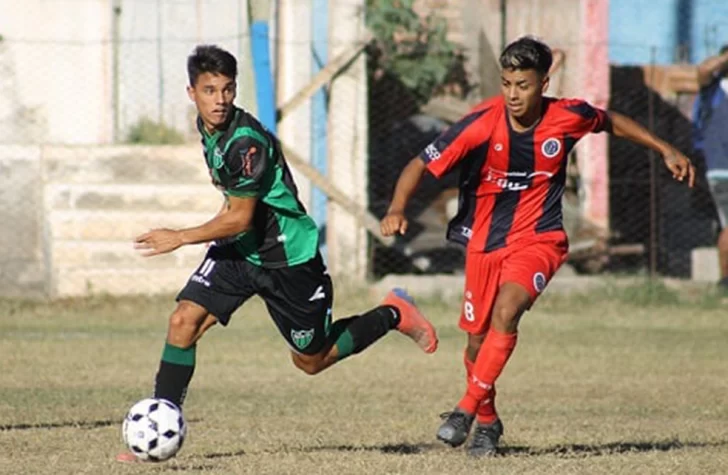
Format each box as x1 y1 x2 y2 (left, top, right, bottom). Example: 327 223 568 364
290 350 337 375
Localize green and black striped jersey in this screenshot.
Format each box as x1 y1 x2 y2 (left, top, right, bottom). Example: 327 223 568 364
197 106 319 268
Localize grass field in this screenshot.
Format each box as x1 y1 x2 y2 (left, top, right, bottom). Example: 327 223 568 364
1 279 727 474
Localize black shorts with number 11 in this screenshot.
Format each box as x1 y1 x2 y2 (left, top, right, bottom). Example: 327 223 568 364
176 244 333 355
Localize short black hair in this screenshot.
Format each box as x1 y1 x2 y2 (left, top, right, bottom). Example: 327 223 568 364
187 45 238 86
499 36 553 76
721 44 728 55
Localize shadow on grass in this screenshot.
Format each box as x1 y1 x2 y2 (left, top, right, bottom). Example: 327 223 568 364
303 442 441 455
195 443 437 461
303 439 728 457
502 439 728 458
163 438 728 469
0 417 202 432
0 419 119 431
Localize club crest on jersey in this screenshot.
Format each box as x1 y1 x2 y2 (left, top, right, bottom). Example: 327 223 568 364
291 328 315 350
211 147 225 168
240 146 257 177
541 138 561 158
533 272 547 293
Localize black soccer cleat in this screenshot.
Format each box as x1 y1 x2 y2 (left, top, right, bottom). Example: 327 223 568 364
436 409 475 447
467 418 504 457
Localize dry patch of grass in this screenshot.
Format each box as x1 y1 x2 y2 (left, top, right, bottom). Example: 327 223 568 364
1 281 726 474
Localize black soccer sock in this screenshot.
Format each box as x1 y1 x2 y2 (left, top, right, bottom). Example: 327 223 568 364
330 306 400 360
154 343 196 408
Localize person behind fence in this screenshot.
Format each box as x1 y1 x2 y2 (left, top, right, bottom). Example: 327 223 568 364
116 44 438 462
693 44 728 290
381 36 695 458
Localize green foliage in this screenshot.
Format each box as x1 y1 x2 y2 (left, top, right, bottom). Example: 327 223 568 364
126 117 185 145
366 0 462 104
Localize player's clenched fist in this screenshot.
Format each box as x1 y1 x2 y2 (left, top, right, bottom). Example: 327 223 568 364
381 211 409 236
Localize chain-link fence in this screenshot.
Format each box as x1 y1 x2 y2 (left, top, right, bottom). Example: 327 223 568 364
1 0 727 298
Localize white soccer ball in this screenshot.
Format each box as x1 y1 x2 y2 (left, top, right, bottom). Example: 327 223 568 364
122 398 187 462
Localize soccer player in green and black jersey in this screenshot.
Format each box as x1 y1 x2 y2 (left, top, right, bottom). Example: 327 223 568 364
116 45 437 462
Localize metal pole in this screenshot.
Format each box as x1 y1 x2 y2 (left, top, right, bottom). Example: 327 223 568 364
648 46 658 278
112 0 121 142
500 0 507 52
157 0 164 124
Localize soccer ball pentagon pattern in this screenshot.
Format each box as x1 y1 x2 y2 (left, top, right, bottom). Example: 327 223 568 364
122 398 187 462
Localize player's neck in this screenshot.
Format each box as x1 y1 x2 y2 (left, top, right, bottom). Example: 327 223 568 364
507 102 544 133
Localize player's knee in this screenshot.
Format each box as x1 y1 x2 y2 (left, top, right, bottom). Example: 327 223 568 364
167 305 201 348
290 353 324 375
491 303 520 332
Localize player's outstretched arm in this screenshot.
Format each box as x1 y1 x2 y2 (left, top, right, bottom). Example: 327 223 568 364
381 157 428 236
697 50 728 87
134 195 256 257
608 111 695 187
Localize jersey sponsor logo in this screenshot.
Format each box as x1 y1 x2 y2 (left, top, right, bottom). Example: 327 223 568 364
308 285 326 302
291 328 315 350
533 272 547 293
424 144 441 161
541 138 561 158
484 167 554 191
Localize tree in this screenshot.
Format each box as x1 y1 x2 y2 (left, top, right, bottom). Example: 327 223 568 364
366 0 465 105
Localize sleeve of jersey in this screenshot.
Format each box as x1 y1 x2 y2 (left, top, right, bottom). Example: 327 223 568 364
220 137 268 198
565 101 612 138
417 109 490 179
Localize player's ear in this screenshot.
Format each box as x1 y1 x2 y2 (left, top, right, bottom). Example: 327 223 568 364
186 85 196 102
541 74 550 94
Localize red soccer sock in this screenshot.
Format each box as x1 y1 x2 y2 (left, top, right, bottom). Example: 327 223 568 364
476 385 498 424
458 329 518 418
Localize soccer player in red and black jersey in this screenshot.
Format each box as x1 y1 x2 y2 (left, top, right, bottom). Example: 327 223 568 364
381 36 695 457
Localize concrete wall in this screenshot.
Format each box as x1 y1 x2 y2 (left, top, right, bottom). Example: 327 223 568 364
0 1 112 144
0 146 48 297
0 144 219 298
0 0 253 145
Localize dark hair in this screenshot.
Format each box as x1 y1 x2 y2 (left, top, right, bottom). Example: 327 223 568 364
499 36 553 76
187 45 238 86
721 44 728 55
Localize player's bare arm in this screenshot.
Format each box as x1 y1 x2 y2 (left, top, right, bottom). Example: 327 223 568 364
381 157 428 236
134 195 256 257
697 50 728 87
608 111 695 187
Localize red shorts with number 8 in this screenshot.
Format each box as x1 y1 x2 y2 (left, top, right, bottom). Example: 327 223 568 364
459 232 568 335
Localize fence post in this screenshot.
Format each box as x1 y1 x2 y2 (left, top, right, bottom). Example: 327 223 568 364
648 46 658 278
111 0 121 143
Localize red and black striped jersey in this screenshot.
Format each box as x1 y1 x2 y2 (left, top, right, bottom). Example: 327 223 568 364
419 95 611 253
